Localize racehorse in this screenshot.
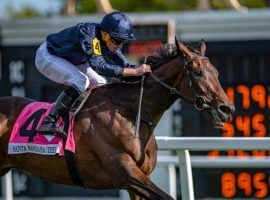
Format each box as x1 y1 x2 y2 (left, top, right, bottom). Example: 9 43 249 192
0 39 234 200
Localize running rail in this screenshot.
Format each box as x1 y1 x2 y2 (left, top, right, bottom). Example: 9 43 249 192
155 137 270 200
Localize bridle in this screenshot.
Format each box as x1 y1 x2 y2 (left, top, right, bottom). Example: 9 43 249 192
133 49 212 133
149 55 212 111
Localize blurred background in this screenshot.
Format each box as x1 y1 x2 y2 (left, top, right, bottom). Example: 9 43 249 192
0 0 270 199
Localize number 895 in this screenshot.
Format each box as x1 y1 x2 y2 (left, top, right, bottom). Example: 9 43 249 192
221 172 268 198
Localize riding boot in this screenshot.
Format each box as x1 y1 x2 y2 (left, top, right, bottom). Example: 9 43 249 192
38 86 81 139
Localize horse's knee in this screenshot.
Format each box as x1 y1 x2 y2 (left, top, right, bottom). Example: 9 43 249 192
128 191 142 200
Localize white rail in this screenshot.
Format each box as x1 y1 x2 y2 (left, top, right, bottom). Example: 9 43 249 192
156 137 270 200
158 155 270 168
1 171 13 200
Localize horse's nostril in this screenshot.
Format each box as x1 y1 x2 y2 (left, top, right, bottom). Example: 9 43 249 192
219 104 233 114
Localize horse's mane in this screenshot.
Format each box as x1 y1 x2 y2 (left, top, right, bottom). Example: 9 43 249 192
146 42 200 69
146 44 178 69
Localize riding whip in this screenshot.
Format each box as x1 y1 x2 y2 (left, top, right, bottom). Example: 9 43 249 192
133 58 148 138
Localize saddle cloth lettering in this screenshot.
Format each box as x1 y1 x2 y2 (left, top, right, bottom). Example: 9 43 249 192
8 102 75 156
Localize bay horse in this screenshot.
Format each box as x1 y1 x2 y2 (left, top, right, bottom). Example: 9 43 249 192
0 39 234 200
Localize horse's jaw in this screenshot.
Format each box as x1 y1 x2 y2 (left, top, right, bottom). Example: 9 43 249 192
203 106 233 129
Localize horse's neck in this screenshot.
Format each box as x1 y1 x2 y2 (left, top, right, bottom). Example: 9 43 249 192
113 56 185 126
143 57 184 123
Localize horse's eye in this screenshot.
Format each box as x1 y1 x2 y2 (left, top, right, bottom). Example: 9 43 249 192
192 69 203 77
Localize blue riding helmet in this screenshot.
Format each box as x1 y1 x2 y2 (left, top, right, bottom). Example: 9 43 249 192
100 11 135 41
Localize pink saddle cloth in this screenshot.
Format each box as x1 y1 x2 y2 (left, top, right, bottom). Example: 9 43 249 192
8 102 75 156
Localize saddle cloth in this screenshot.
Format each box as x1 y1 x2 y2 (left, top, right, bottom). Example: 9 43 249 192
8 102 75 156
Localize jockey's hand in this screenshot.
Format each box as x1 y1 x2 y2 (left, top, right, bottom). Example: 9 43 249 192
135 64 152 76
123 64 151 77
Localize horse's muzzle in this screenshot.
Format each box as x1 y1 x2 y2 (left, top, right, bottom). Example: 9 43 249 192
218 103 235 122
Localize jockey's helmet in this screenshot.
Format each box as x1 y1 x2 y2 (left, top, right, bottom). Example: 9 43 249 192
100 11 135 41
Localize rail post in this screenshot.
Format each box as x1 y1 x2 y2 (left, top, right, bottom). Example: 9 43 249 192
1 171 13 200
177 150 194 200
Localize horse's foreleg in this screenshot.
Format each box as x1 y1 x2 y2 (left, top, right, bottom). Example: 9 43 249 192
124 172 173 200
128 191 140 200
105 155 174 200
129 191 149 200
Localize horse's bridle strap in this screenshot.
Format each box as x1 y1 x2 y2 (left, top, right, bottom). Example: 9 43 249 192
149 55 212 111
149 73 191 102
150 73 180 96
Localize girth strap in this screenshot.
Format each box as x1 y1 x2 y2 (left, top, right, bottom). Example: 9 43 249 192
63 90 92 188
62 111 84 187
64 149 84 187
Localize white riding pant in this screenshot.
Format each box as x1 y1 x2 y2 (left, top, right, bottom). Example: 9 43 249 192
35 42 108 93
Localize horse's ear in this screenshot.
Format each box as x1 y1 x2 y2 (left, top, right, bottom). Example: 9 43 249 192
179 42 193 59
174 36 182 56
199 39 206 56
175 36 193 58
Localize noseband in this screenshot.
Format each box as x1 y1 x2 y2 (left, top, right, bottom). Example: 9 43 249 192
149 56 211 111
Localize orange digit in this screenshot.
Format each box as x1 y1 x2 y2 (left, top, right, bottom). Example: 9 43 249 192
252 114 266 156
221 121 235 156
208 150 220 157
237 173 252 196
237 150 250 157
267 94 270 109
221 172 236 198
226 87 235 104
236 115 250 137
253 173 268 198
253 150 266 157
251 85 265 109
235 115 250 157
222 122 235 137
252 114 266 137
237 85 250 109
227 150 235 156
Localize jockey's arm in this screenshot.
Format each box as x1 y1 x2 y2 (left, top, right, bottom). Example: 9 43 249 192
89 55 151 77
123 64 151 77
89 55 124 77
111 51 151 76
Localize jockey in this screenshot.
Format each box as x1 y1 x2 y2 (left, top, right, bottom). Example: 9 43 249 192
35 11 152 139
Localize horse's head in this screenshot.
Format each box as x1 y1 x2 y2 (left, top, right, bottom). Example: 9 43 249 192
174 38 235 128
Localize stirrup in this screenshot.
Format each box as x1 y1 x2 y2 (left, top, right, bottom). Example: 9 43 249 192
38 117 67 139
38 126 67 140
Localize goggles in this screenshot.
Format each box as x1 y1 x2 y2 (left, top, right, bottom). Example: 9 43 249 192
110 36 127 45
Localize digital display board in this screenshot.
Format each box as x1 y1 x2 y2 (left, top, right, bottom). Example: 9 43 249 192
206 84 270 199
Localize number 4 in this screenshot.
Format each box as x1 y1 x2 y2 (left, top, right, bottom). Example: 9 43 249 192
19 109 46 142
